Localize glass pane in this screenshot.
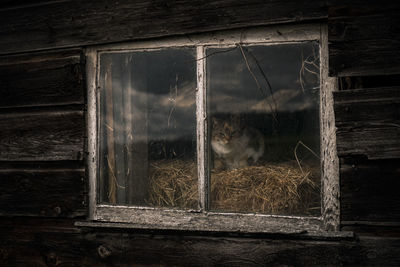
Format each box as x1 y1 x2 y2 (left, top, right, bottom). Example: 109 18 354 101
98 48 198 209
207 42 321 216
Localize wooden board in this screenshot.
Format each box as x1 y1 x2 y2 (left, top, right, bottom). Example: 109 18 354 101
334 87 400 159
0 221 399 266
0 110 84 161
0 49 84 108
328 7 400 76
340 158 400 222
0 0 327 54
0 169 85 217
320 27 340 231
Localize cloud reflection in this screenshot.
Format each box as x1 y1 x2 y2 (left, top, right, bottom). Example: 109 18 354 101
100 41 320 144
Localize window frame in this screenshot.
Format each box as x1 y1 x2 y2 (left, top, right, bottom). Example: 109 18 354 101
86 23 340 233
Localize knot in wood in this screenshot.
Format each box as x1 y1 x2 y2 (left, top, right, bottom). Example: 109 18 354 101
97 245 112 258
53 206 62 216
45 252 58 267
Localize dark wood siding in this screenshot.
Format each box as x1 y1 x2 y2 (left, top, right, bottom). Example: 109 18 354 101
0 169 85 217
328 2 400 233
340 158 400 222
0 110 84 161
334 87 400 160
0 219 399 266
328 4 400 76
0 0 327 55
0 49 86 218
333 81 400 225
0 50 84 108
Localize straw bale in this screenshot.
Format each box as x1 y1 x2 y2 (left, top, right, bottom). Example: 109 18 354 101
148 160 198 209
210 163 320 215
147 160 320 215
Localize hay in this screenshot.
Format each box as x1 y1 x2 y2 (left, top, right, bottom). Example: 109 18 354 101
210 163 320 215
147 160 320 215
148 160 198 209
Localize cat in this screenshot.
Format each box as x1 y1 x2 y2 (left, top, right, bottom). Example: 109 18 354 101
211 116 264 170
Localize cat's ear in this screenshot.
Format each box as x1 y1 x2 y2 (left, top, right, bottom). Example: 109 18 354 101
223 121 229 129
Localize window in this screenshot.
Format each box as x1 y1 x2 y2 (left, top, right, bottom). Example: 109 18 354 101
86 24 339 233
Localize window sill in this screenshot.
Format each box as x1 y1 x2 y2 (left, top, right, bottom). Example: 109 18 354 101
75 220 353 240
75 208 354 240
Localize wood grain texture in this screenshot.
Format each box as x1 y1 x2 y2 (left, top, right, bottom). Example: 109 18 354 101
320 26 340 231
334 87 400 159
327 1 400 17
0 110 84 161
0 0 68 10
95 206 322 234
0 169 85 217
196 46 209 211
0 222 399 266
85 48 97 220
328 6 400 76
0 49 84 108
340 158 400 222
0 0 327 55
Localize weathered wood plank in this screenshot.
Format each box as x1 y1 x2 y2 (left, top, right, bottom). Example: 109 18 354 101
336 126 400 159
0 49 84 108
86 48 97 219
0 110 84 161
328 9 400 76
0 169 85 217
334 87 400 159
0 0 71 10
0 0 327 55
340 159 400 222
329 40 400 77
334 87 400 121
338 75 400 91
328 11 400 42
320 25 340 231
341 223 400 238
327 1 400 17
95 205 322 234
0 222 399 266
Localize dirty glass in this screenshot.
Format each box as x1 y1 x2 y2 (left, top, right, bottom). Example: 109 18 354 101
98 48 198 209
207 42 321 216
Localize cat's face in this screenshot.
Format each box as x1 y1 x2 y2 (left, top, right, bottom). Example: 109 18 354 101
211 117 241 145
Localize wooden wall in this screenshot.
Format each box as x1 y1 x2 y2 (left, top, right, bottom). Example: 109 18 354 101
0 0 327 55
328 2 400 230
1 218 400 266
328 1 400 77
0 0 400 266
0 50 86 217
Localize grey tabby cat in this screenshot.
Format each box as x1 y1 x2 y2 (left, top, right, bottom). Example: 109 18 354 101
211 116 264 170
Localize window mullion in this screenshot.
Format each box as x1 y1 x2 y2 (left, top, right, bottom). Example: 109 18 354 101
196 45 209 211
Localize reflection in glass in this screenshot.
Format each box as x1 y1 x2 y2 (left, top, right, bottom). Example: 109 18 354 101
98 48 198 209
207 42 321 216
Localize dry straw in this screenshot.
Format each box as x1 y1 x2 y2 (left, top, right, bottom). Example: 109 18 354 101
148 160 320 215
148 160 198 209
